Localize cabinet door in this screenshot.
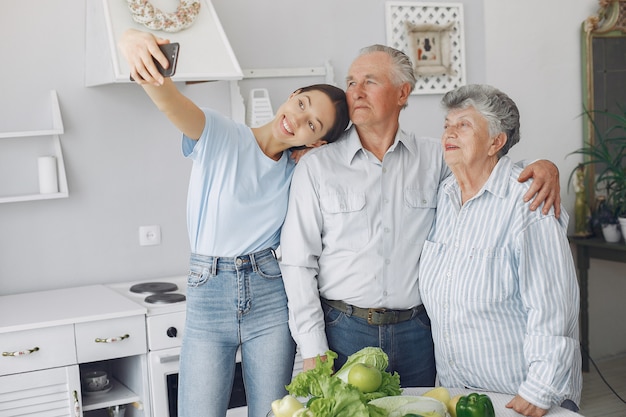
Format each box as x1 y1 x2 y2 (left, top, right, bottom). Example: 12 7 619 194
0 365 81 417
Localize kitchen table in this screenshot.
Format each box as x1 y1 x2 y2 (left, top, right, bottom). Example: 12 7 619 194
403 388 584 417
568 235 626 371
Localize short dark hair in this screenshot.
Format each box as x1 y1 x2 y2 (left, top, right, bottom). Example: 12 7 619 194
295 84 350 144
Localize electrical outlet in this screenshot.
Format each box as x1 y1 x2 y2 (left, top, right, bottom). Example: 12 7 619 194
139 225 161 246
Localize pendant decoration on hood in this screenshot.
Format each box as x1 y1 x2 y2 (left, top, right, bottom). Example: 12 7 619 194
126 0 201 33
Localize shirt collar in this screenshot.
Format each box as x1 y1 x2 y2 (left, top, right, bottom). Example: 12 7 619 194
484 156 514 199
343 125 415 165
443 156 514 201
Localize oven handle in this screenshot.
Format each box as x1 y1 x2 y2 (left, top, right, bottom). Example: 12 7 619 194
159 354 180 364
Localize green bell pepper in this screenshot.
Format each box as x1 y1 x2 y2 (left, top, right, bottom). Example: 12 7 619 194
456 393 495 417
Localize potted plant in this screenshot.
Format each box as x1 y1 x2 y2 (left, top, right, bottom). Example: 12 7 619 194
590 197 621 242
569 106 626 242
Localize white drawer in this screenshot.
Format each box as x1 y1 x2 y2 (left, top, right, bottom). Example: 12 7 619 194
75 315 147 363
146 311 185 351
0 325 76 376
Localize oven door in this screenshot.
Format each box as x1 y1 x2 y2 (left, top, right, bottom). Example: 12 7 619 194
148 347 247 417
148 347 180 417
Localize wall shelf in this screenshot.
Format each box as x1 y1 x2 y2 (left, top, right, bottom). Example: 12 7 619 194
0 90 69 204
229 62 336 125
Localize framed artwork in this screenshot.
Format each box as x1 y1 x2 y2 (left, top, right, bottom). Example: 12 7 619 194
386 2 466 95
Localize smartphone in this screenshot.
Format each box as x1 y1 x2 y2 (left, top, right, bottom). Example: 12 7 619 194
130 42 180 81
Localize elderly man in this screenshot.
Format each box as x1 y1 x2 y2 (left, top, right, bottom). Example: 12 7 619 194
279 44 560 387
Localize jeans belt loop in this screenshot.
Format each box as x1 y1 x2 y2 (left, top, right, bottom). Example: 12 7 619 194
211 256 218 275
249 251 258 271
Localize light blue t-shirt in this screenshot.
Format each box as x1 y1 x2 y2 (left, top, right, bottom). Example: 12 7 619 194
182 108 295 257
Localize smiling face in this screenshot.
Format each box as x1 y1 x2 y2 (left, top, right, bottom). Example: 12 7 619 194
272 90 336 148
442 106 505 172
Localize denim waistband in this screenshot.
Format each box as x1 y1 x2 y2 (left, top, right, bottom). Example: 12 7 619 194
190 247 277 274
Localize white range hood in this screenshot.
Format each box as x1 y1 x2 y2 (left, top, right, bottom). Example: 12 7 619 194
85 0 242 86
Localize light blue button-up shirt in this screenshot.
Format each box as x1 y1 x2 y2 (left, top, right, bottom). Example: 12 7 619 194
280 125 450 358
420 156 582 409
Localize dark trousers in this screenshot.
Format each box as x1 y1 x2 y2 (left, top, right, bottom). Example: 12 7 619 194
323 302 436 387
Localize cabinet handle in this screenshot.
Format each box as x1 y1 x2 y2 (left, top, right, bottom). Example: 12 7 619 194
95 334 130 343
2 346 40 356
73 390 81 417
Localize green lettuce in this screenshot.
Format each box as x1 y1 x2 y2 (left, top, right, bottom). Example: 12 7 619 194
334 347 402 401
285 348 401 417
333 347 389 382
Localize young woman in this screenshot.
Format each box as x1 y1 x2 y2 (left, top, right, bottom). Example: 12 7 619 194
119 29 350 417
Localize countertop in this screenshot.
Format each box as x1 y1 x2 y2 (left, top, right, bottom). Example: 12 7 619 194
403 388 583 417
0 285 146 333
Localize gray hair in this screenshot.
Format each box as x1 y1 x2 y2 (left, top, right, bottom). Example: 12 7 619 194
441 84 521 158
357 44 416 107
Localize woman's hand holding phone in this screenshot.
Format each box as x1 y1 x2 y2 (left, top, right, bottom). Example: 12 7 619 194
119 29 179 85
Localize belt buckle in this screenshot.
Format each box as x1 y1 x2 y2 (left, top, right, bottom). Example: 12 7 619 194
367 308 389 325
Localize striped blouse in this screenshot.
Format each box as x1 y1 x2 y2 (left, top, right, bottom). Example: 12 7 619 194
419 156 582 409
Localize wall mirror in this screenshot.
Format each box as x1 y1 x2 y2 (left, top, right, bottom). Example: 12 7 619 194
581 0 626 203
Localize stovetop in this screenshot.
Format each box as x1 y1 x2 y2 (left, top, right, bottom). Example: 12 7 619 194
107 276 188 316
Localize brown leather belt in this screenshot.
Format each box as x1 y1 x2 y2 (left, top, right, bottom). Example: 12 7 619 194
321 298 424 326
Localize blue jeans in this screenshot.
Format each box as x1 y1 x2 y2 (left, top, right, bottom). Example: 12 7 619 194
178 249 296 417
323 302 436 387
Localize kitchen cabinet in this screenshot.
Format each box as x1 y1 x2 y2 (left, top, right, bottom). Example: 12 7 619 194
0 286 149 417
0 90 69 204
0 365 81 417
85 0 242 86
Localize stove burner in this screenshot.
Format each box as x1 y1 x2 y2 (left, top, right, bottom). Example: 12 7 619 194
144 293 186 304
130 282 178 294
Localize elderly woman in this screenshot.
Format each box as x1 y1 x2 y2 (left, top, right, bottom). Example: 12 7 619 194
419 84 582 417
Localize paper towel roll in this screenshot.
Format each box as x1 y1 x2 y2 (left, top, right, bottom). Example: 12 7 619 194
38 156 59 194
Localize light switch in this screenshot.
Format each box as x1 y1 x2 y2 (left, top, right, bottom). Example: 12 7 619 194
139 225 161 246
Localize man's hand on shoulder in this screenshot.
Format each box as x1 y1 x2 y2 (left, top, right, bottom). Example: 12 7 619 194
518 159 561 218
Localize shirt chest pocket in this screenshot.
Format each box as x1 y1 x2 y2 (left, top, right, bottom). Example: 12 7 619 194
320 192 369 252
465 247 516 303
404 188 437 209
401 188 438 246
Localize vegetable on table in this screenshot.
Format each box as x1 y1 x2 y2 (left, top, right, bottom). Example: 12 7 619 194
284 347 402 417
271 395 304 417
370 396 447 417
447 394 463 417
421 387 451 407
455 393 495 417
348 363 383 393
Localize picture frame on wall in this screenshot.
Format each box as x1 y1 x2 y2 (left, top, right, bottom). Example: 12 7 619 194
385 1 466 95
405 21 455 76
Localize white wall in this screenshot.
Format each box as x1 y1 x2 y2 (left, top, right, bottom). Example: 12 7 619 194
0 0 623 359
0 0 486 291
483 0 626 360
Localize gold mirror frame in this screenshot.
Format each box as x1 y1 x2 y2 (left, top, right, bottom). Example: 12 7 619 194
581 0 626 203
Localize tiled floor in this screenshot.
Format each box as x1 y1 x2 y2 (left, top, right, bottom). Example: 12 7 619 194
579 354 626 417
